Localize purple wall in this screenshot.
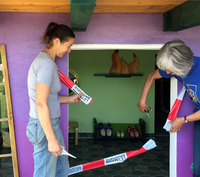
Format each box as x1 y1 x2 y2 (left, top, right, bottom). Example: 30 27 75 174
1 12 200 177
177 81 194 177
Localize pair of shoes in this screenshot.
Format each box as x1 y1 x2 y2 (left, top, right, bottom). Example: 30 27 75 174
133 126 140 138
98 122 112 138
116 129 125 138
106 123 112 137
127 126 139 138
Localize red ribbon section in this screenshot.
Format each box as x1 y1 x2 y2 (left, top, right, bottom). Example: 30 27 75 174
126 147 147 158
167 99 182 121
58 69 75 89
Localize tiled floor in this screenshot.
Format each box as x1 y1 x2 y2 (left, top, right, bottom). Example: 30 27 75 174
68 136 169 177
0 136 169 177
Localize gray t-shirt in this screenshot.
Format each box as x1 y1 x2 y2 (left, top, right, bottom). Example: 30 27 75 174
28 52 62 119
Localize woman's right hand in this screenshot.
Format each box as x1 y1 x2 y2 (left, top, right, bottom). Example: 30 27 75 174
48 138 63 157
68 93 83 103
137 101 151 113
137 69 162 113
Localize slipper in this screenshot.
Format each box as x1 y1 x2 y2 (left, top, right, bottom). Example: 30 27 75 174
120 129 125 138
98 123 106 137
106 123 112 138
133 126 140 138
116 129 120 138
127 126 134 138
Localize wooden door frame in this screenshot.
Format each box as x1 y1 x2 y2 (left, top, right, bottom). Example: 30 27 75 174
0 45 19 177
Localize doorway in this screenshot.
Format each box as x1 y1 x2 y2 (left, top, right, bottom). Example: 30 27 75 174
155 77 170 135
70 44 177 177
155 57 170 136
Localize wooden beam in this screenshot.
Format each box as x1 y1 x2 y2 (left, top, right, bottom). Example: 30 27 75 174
0 118 8 122
0 0 70 13
70 0 96 32
94 0 187 13
0 153 12 158
163 1 200 31
0 0 187 13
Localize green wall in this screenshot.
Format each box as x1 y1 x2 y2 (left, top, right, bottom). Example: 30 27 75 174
69 50 158 133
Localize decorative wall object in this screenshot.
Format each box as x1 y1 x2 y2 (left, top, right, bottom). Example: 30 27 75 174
109 50 140 75
120 58 129 74
129 53 140 74
109 50 121 74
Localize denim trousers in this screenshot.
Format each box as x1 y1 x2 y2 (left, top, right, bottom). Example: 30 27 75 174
26 117 69 177
193 108 200 177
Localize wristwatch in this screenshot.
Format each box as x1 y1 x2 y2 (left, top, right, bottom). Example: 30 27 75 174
184 116 189 123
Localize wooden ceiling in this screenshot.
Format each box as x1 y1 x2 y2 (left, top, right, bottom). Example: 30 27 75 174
0 0 188 13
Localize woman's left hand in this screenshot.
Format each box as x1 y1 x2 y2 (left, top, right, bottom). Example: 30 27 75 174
68 93 83 103
169 117 185 133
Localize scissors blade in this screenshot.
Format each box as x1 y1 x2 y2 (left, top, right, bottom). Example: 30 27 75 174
61 148 76 159
146 112 150 118
145 109 150 118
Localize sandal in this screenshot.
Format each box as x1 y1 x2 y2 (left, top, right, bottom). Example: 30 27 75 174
116 129 120 138
127 126 134 138
106 123 113 138
133 126 140 138
98 123 106 137
120 129 125 138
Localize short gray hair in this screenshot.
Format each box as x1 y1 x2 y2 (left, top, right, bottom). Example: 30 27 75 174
156 39 194 77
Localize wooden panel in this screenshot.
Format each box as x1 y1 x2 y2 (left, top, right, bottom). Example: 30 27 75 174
0 0 187 13
70 0 96 31
164 1 200 31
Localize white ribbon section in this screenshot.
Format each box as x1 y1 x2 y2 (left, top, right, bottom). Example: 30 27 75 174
68 165 83 176
71 85 93 105
143 139 157 150
163 119 171 132
104 153 127 166
177 86 186 100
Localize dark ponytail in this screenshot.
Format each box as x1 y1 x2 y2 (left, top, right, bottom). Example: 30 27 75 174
42 22 75 48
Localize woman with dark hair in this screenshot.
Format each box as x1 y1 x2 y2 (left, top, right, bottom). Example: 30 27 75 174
27 22 82 177
137 39 200 177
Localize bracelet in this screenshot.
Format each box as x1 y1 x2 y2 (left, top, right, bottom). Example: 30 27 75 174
184 116 189 123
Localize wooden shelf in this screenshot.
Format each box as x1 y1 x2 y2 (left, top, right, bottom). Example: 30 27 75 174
94 74 143 77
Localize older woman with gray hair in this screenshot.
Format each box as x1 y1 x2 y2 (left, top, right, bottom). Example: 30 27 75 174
137 39 200 177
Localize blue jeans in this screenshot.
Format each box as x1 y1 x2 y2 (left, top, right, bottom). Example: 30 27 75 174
26 117 69 177
193 108 200 177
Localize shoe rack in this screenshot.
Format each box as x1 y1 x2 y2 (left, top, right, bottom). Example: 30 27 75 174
93 118 146 144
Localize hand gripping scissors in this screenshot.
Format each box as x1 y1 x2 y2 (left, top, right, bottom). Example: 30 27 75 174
144 107 151 118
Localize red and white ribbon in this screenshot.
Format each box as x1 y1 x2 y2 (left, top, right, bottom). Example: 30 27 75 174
58 69 94 105
68 139 156 175
163 86 186 131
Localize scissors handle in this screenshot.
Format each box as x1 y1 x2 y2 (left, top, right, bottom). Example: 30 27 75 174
145 107 151 113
